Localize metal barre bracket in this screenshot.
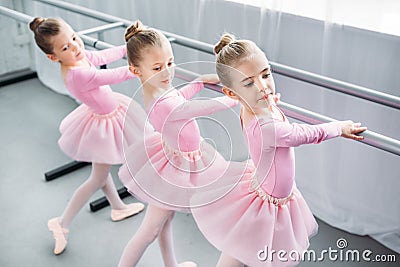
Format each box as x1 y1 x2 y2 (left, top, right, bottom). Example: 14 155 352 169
89 187 130 212
44 161 90 181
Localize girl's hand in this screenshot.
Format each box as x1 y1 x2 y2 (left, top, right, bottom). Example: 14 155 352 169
196 74 220 84
273 93 281 104
339 121 367 140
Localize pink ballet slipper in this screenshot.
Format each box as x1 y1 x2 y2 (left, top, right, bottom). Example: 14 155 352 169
178 261 197 267
111 202 145 222
47 217 68 255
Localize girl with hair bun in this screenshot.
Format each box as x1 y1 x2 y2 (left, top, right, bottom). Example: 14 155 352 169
29 17 147 255
118 21 252 267
191 33 367 267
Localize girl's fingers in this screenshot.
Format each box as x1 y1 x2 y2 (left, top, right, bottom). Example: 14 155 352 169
353 134 364 140
273 93 281 104
353 126 367 133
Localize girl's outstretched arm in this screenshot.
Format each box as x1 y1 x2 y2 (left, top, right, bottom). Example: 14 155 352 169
179 74 219 100
68 66 134 91
167 96 238 121
85 45 127 67
261 120 365 148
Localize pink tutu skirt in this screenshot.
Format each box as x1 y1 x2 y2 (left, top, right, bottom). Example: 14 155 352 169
191 173 318 267
119 132 251 211
58 93 148 165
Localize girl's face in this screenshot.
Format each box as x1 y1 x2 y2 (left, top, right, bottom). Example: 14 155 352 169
224 51 275 114
47 22 85 66
131 41 175 90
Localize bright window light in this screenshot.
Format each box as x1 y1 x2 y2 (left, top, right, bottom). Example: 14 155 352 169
227 0 400 36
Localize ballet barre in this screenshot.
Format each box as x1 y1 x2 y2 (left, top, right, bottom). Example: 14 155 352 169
32 0 400 110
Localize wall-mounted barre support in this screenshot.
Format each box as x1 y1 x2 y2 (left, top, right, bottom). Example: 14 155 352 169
44 161 90 181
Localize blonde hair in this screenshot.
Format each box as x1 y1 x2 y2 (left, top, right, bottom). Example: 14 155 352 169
29 17 63 54
214 33 261 87
125 20 167 66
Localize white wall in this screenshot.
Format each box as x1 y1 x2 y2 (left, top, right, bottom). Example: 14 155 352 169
0 0 32 75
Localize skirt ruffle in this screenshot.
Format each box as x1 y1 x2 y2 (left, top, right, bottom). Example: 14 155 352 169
191 174 318 267
119 132 251 211
58 93 149 165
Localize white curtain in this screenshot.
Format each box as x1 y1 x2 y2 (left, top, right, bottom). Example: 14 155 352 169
26 0 400 253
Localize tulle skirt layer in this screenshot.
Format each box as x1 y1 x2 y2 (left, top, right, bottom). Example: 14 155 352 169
119 132 251 211
191 173 318 267
58 93 148 165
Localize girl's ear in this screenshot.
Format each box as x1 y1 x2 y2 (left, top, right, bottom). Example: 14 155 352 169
47 54 59 62
222 86 239 100
129 65 141 76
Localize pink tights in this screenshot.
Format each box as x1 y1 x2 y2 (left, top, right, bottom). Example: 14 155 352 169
59 163 128 229
118 205 178 267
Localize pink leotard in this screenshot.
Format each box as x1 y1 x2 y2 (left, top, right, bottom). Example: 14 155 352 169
65 45 134 114
190 104 343 267
119 81 240 210
245 105 342 198
58 45 147 164
147 82 238 152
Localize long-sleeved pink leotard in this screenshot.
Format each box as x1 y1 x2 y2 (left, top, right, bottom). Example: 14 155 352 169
246 105 342 198
64 45 134 114
58 45 148 164
148 82 238 152
119 82 243 210
191 103 343 267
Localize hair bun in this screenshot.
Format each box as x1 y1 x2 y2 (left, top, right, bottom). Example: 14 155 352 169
125 20 145 42
214 33 235 55
29 17 46 32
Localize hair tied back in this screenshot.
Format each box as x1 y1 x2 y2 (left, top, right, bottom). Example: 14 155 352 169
125 20 145 42
214 33 235 55
29 17 46 32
